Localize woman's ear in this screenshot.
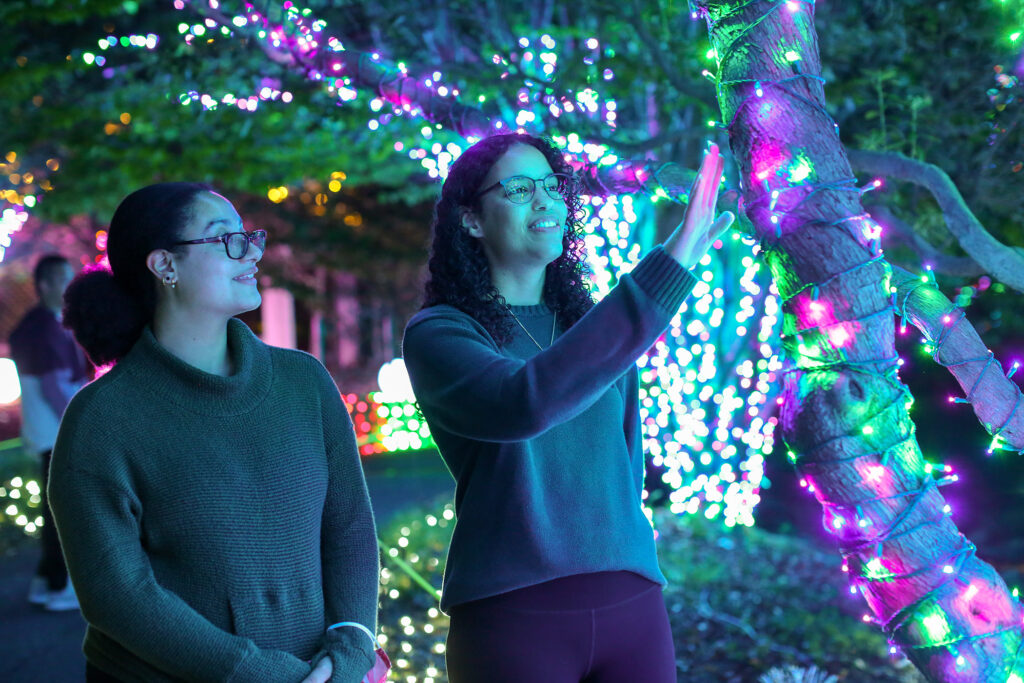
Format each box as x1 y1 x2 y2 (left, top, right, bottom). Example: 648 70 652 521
460 207 483 239
146 249 177 285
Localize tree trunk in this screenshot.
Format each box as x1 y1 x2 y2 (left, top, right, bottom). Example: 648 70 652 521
694 1 1024 680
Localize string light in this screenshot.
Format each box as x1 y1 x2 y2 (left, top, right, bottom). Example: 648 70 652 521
572 188 780 527
148 3 1024 677
695 0 1024 677
374 505 453 677
894 271 1024 456
174 1 723 204
170 2 785 528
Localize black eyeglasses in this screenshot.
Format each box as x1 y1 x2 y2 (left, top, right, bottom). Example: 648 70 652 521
475 173 574 204
174 229 267 260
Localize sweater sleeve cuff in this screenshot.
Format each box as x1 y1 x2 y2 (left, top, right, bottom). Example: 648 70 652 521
628 246 699 313
312 628 377 682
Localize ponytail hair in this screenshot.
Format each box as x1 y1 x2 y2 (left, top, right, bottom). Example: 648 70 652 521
63 182 213 365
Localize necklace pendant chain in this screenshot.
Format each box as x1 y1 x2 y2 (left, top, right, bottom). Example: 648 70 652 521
507 307 557 351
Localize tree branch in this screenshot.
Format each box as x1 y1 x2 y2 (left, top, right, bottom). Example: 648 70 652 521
847 149 1024 292
867 205 985 278
693 589 809 661
187 2 296 66
588 126 711 155
629 0 714 102
892 265 1024 454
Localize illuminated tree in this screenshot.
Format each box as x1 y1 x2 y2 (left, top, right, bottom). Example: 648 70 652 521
693 0 1024 679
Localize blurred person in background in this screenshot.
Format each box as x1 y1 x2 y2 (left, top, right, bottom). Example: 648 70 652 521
9 253 87 611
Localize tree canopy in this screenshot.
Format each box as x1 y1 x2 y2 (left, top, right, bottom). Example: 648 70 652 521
1 0 1021 333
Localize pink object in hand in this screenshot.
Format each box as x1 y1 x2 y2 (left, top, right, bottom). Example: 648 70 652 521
363 648 391 683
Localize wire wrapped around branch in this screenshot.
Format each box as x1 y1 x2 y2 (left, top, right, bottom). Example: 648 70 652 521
849 149 1024 294
892 266 1024 454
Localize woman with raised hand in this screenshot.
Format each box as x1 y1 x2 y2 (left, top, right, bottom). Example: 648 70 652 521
402 134 733 682
50 182 379 683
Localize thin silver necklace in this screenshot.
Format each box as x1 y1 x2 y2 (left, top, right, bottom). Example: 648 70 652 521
507 306 557 351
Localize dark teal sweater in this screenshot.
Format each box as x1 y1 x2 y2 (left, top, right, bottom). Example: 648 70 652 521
49 319 379 682
402 247 697 611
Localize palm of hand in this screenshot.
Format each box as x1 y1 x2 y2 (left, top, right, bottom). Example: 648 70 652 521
665 143 735 269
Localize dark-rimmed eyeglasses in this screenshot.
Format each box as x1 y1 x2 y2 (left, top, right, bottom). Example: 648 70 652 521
475 173 574 205
174 229 267 260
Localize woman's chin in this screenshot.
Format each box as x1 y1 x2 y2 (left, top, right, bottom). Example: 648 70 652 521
236 291 262 315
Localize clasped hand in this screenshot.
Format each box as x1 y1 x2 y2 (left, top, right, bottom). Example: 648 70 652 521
301 656 333 683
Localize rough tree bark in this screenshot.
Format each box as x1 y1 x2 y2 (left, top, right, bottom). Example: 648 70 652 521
695 1 1024 680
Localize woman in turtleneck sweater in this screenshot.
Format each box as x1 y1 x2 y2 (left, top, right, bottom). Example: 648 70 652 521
50 182 379 683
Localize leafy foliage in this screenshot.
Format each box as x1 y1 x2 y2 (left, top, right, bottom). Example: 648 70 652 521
2 0 1020 335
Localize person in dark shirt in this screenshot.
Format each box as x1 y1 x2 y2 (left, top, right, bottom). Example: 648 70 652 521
10 254 87 611
402 133 733 682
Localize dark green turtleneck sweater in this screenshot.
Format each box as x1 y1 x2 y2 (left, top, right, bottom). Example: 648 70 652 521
402 246 697 611
49 319 379 682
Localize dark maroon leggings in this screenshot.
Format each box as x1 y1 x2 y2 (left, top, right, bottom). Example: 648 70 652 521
445 571 676 682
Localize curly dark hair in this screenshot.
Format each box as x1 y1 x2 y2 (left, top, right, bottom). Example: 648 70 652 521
422 133 593 346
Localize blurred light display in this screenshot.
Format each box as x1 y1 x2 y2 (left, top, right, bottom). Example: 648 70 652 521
375 505 454 681
0 359 21 405
0 151 54 264
0 476 44 536
574 189 781 529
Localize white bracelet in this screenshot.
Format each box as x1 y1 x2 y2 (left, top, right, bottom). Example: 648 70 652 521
327 621 378 649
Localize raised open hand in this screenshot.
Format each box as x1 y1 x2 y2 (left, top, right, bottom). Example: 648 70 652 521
663 143 736 269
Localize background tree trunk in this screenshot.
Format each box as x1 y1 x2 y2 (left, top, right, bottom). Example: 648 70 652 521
695 1 1024 679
